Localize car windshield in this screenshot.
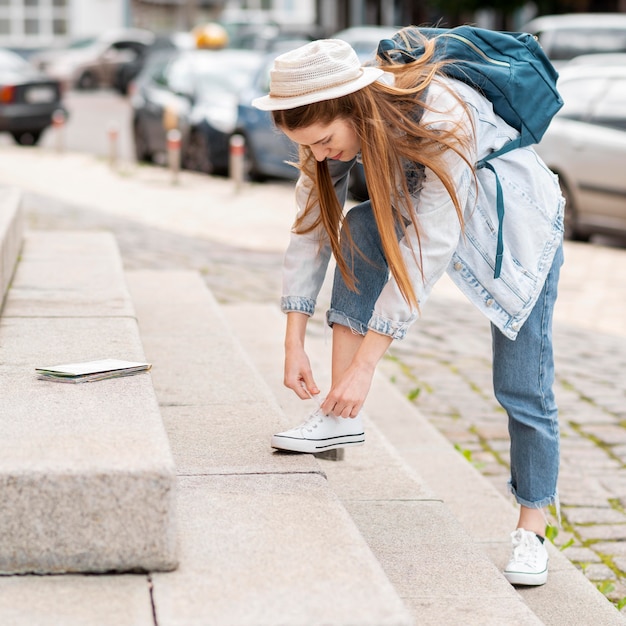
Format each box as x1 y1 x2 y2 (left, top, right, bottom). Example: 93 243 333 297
549 28 626 61
167 52 259 97
195 65 254 95
67 37 98 49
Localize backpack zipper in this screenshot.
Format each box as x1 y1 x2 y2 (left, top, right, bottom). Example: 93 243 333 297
440 33 511 67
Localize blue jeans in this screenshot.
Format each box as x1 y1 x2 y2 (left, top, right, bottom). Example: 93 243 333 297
327 201 563 509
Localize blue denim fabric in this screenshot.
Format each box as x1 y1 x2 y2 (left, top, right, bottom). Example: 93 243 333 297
328 201 563 509
492 242 563 508
327 201 404 334
282 80 564 341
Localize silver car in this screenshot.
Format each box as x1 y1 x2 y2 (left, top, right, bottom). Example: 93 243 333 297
534 64 626 241
523 13 626 68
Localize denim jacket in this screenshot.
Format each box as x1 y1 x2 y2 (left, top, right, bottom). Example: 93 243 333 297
281 78 564 341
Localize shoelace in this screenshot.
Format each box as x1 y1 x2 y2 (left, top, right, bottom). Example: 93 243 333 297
511 530 540 566
298 382 327 433
299 407 326 433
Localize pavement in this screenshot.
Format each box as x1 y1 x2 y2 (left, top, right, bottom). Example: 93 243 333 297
1 144 626 615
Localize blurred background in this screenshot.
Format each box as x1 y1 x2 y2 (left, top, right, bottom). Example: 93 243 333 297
1 0 626 243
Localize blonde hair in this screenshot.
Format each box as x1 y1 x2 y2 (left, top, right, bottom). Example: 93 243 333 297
272 34 474 309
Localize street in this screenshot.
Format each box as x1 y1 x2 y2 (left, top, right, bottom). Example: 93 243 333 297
0 89 135 162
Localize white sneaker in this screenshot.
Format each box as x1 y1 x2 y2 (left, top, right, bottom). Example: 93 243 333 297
504 528 549 586
271 408 365 453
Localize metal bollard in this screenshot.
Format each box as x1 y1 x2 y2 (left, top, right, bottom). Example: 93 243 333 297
229 134 245 193
52 109 66 153
167 128 182 185
107 121 119 168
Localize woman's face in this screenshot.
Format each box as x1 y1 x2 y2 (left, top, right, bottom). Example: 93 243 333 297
280 118 361 163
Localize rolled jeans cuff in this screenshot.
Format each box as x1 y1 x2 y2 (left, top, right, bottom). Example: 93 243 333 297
281 296 315 316
368 312 415 340
509 481 558 511
326 308 368 335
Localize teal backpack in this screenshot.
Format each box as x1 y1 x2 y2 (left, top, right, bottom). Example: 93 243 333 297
377 26 564 278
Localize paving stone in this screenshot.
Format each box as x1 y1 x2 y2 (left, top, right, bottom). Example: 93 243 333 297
565 546 603 564
585 563 618 581
564 507 626 525
577 525 626 542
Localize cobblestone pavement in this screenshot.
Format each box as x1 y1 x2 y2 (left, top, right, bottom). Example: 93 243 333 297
20 185 626 614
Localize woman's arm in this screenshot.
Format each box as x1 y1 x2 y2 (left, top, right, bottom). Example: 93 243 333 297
283 312 320 400
321 328 393 418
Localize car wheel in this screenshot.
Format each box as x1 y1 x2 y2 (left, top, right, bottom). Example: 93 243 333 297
77 71 97 90
133 120 153 163
11 130 42 146
559 177 589 242
183 129 213 175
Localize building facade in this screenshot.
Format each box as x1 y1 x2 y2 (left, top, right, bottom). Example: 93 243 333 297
0 0 130 50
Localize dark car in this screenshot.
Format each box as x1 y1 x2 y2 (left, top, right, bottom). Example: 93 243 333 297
235 42 379 200
130 48 263 175
0 48 66 145
113 31 194 95
235 49 301 183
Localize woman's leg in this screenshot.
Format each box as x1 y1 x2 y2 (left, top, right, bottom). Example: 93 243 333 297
327 201 394 383
491 244 564 530
492 244 563 586
271 202 389 452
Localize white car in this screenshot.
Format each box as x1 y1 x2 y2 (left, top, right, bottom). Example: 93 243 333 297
534 64 626 241
31 28 155 90
523 13 626 68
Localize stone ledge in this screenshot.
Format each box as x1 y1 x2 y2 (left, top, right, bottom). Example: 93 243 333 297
0 186 24 309
0 231 177 574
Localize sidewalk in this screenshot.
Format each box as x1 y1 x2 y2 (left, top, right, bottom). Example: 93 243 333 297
3 145 625 337
1 144 626 614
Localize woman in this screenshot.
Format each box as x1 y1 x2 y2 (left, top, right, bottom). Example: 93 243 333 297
253 36 564 587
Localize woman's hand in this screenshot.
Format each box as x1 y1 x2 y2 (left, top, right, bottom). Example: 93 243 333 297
321 328 393 418
283 312 319 400
321 361 375 418
284 342 319 400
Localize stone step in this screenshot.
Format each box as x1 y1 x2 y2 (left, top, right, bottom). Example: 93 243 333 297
0 228 177 575
124 269 414 626
0 185 24 307
225 301 626 626
224 301 546 625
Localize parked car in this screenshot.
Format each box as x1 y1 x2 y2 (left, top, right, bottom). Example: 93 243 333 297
332 25 400 63
131 47 263 175
235 47 301 182
235 30 403 199
0 47 66 145
534 64 626 240
523 13 626 68
236 46 369 200
113 31 194 95
31 29 155 90
566 52 626 67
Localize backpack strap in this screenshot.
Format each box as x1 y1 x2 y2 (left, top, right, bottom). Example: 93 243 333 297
476 160 504 278
476 137 523 279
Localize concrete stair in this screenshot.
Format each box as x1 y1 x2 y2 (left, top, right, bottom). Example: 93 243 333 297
126 269 541 625
2 186 625 624
0 192 177 575
125 269 413 626
224 304 626 626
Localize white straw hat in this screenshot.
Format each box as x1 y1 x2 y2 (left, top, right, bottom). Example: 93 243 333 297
252 39 386 111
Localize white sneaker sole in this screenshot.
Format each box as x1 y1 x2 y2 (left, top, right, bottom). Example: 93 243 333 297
504 568 548 586
271 433 365 453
